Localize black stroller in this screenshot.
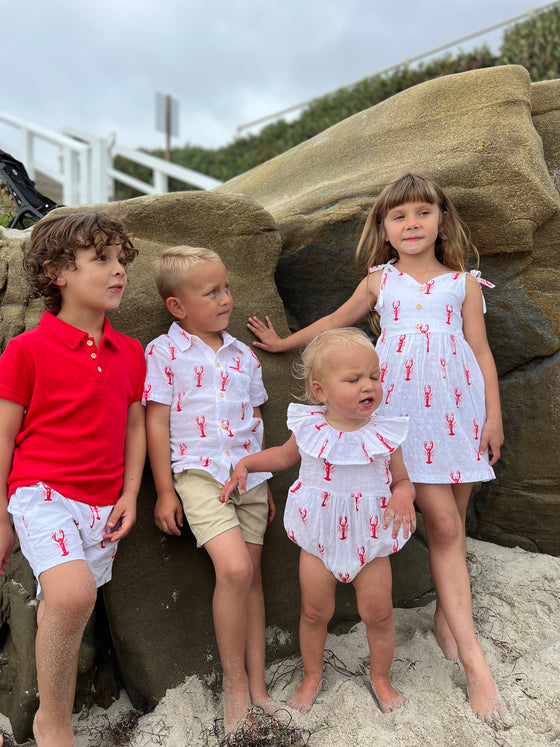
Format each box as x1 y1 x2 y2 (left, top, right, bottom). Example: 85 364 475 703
0 149 58 230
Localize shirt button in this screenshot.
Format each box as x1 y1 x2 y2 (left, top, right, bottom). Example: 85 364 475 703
97 366 102 373
219 392 224 398
416 304 422 309
415 323 421 329
215 361 221 367
91 352 97 359
419 285 424 291
224 450 230 456
86 340 94 347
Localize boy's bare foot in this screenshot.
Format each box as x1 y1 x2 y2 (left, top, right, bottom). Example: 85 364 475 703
466 674 511 731
434 605 458 661
286 677 323 714
251 693 283 715
223 682 252 736
370 676 406 713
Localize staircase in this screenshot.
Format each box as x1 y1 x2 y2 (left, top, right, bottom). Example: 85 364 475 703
0 113 222 208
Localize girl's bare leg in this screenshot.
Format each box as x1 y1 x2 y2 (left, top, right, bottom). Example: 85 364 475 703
287 550 336 714
353 556 405 712
33 560 97 747
416 483 508 729
433 482 470 660
205 527 254 735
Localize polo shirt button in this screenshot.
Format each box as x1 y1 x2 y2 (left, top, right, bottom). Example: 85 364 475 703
97 366 102 373
416 304 422 309
215 362 221 367
86 340 94 347
224 450 230 456
91 353 97 359
219 392 224 398
419 285 424 291
221 422 227 429
415 323 421 329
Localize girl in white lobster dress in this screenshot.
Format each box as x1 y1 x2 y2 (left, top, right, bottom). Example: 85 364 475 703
246 174 509 729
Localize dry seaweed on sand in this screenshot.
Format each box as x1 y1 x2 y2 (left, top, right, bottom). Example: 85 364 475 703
202 706 311 747
0 730 15 747
78 707 170 746
267 648 357 695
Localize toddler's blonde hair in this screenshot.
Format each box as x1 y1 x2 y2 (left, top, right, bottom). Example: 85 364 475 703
295 328 378 404
153 245 222 301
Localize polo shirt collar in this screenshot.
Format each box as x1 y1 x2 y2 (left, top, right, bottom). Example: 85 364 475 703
168 321 235 352
39 311 120 350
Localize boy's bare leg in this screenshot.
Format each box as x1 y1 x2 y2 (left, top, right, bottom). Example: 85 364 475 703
244 543 270 707
33 560 97 747
416 483 509 730
205 528 254 735
353 556 405 712
286 550 335 714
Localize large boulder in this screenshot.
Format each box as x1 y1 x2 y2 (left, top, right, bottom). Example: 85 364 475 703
216 65 560 555
0 191 431 738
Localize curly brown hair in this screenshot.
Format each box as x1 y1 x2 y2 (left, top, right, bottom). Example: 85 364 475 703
24 212 137 313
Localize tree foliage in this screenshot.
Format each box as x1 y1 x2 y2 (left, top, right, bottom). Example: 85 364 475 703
114 5 560 200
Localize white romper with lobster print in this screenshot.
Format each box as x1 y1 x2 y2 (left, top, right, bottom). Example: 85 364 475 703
373 263 496 484
283 403 410 583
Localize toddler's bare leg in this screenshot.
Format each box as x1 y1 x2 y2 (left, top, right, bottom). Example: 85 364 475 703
416 483 509 730
33 560 97 747
353 557 405 713
286 550 335 714
205 528 254 735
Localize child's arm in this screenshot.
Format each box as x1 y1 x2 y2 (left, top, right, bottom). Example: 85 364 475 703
146 401 184 536
462 275 504 465
220 434 300 503
105 400 146 542
383 446 416 540
253 405 276 525
0 399 24 573
247 272 380 353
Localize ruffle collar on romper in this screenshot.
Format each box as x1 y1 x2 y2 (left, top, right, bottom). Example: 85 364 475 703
287 403 409 464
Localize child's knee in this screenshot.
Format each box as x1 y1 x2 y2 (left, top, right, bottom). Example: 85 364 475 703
301 599 334 626
217 556 253 591
427 512 462 546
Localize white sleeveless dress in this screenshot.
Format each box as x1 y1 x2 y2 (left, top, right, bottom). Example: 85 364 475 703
373 263 495 484
283 403 410 583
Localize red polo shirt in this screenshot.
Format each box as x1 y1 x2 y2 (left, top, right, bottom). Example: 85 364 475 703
0 311 145 506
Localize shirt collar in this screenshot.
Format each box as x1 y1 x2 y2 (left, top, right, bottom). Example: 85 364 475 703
39 311 120 350
168 321 235 352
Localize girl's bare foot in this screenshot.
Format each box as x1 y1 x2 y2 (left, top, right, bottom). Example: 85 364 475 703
370 676 406 713
33 713 75 747
465 665 511 730
434 604 458 661
286 677 323 714
251 693 283 715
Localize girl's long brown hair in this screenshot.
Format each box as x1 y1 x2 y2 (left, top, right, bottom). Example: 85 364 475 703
355 173 479 277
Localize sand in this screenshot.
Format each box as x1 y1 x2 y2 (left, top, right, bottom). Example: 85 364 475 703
2 538 559 746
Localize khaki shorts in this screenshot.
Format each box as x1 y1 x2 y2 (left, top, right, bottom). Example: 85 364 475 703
174 469 268 548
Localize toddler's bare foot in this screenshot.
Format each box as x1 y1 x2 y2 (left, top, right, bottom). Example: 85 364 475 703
434 605 458 661
370 676 406 713
223 681 252 736
465 668 511 731
286 677 323 714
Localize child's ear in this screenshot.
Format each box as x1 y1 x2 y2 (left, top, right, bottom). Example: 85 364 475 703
165 296 186 319
43 260 65 287
310 380 326 404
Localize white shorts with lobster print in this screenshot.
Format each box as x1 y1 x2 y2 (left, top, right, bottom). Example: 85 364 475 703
9 483 118 600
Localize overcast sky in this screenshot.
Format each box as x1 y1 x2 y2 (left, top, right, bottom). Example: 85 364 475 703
0 1 551 155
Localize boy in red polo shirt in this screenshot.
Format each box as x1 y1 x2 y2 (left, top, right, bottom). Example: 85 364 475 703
0 212 146 747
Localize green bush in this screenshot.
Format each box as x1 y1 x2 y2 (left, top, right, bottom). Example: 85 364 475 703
114 5 560 200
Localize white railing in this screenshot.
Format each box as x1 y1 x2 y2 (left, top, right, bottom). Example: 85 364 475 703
0 113 221 207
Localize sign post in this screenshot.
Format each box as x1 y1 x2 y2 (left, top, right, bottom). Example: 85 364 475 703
155 93 179 161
